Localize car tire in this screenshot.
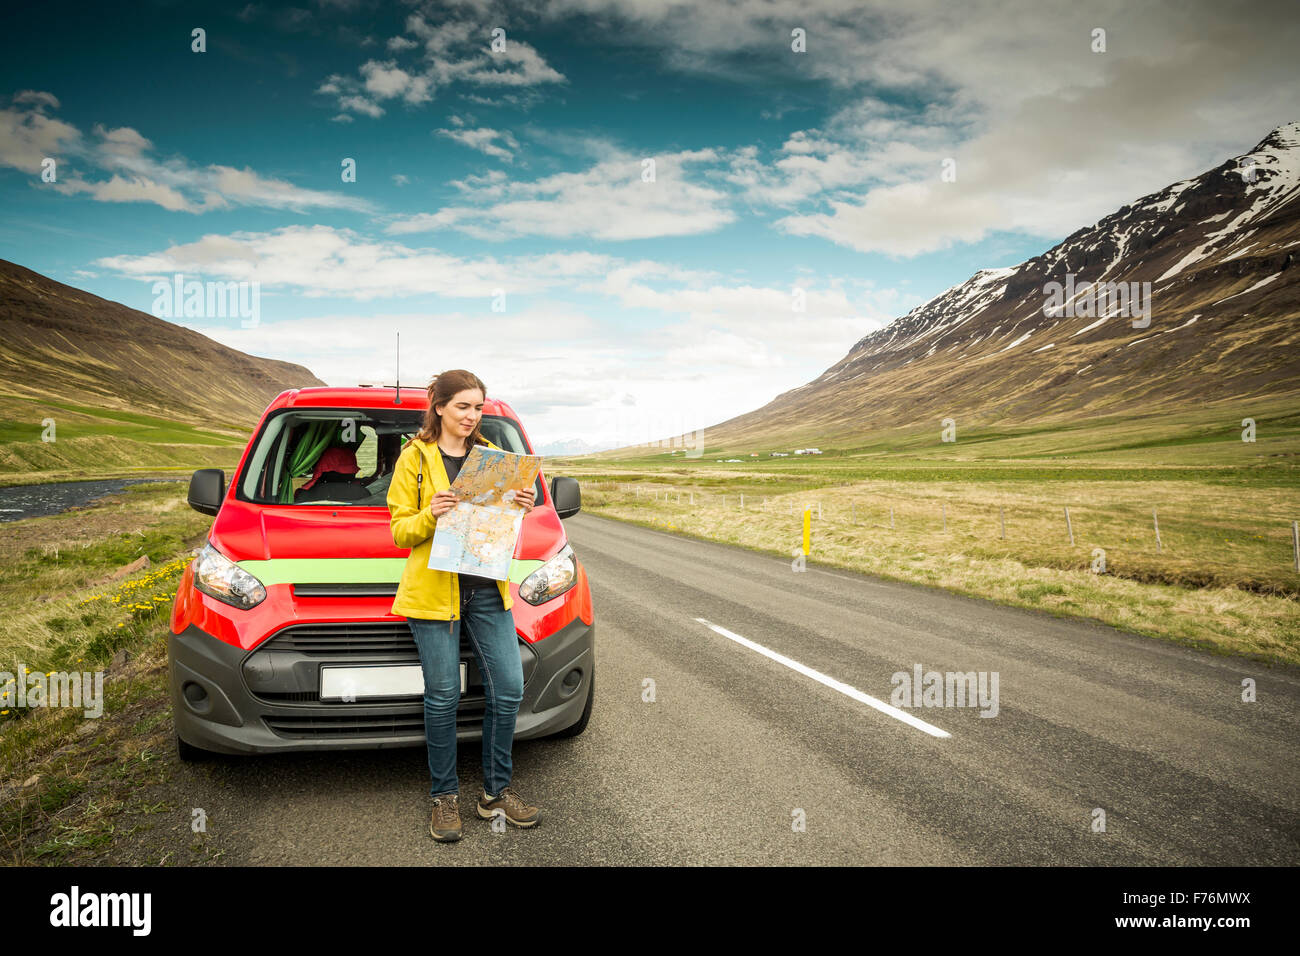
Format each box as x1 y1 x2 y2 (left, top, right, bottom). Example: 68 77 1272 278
176 732 217 763
550 670 594 738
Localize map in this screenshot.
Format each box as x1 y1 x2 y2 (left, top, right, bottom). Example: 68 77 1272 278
426 445 543 580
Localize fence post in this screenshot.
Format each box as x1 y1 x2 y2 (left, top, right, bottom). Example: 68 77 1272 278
999 506 1005 540
1153 508 1162 553
1293 520 1299 572
1064 506 1074 546
740 493 744 509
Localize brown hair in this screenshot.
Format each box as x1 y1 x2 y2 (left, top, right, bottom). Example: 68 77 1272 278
408 369 488 449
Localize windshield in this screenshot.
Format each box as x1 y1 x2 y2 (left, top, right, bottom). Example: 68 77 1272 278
235 409 543 507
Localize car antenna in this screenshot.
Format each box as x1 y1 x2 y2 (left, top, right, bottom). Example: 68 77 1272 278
394 331 401 405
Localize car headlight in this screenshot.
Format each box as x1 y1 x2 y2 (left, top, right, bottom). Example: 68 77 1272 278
518 544 578 605
193 541 266 610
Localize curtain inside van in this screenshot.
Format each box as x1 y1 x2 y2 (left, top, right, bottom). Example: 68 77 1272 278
278 420 343 503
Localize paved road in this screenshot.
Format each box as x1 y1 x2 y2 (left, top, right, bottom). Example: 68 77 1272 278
132 513 1300 865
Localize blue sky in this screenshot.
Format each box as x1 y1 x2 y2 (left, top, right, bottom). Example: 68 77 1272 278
2 0 1296 450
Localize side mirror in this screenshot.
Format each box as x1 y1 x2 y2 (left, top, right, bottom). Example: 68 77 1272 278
188 469 226 516
550 476 581 519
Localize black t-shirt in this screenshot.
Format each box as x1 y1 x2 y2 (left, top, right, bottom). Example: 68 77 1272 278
438 443 498 592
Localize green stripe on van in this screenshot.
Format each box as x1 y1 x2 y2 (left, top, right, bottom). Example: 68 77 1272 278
236 557 546 586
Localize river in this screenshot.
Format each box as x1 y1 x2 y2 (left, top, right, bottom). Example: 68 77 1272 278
0 478 182 523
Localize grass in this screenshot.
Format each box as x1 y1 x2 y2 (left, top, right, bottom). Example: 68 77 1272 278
561 397 1290 663
0 393 247 486
0 482 212 864
549 399 1300 668
564 394 1300 477
0 635 189 864
2 396 1295 861
567 480 1300 666
0 393 250 435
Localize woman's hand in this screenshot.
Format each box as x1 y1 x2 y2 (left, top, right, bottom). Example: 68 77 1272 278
514 487 535 513
428 489 459 518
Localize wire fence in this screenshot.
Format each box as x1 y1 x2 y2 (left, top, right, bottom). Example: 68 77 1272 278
579 481 1300 578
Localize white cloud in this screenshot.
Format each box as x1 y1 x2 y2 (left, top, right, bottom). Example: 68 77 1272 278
778 181 1003 255
386 149 734 240
456 40 565 87
320 13 565 117
726 132 877 206
448 168 508 197
0 92 81 171
589 266 910 366
0 94 373 214
337 93 385 118
94 224 619 299
107 217 914 447
542 0 1300 255
55 174 213 213
435 125 519 161
12 90 61 110
360 59 433 104
181 301 876 450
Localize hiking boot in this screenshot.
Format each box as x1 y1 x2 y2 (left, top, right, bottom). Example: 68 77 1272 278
429 794 463 842
477 785 541 827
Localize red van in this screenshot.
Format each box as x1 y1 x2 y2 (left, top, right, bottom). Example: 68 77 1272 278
168 386 595 759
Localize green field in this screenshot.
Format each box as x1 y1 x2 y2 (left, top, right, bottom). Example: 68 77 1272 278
2 391 1295 662
0 482 212 863
0 399 1296 861
0 394 247 486
550 397 1300 666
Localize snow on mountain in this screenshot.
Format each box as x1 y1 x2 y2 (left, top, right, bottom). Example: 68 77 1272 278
830 121 1299 373
701 122 1300 444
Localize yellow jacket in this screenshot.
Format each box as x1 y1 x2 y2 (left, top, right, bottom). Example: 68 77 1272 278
387 436 514 620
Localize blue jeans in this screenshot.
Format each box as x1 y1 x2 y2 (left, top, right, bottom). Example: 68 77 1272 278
407 584 524 800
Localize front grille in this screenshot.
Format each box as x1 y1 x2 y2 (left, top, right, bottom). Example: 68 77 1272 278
258 621 422 657
264 701 487 739
245 620 537 733
293 583 399 598
245 620 476 706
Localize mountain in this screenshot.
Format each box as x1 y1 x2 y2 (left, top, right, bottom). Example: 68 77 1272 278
0 259 325 425
684 122 1300 451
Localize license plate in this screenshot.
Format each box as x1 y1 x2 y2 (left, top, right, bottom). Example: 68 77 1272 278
320 663 466 700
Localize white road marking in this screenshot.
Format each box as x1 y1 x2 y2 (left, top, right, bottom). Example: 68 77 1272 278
694 617 952 739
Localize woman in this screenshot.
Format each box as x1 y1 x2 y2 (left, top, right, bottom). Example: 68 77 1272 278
386 369 540 842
